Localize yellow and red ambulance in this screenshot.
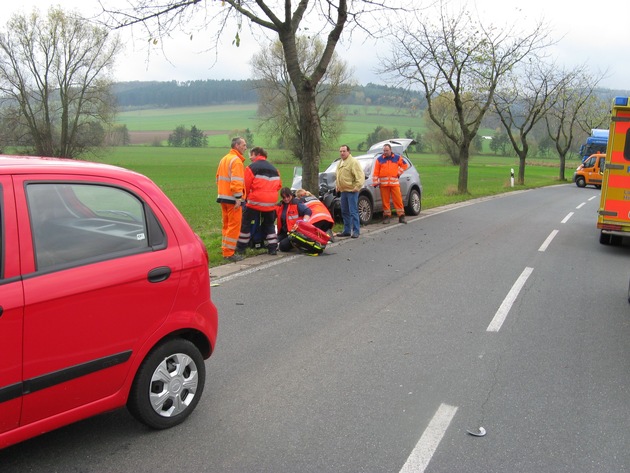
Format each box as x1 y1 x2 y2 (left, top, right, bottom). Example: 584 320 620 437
597 96 630 245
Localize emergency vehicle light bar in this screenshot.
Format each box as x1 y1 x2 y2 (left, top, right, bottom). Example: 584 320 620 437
614 97 628 106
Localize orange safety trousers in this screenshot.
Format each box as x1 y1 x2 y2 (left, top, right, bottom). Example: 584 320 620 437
221 203 243 257
379 185 404 217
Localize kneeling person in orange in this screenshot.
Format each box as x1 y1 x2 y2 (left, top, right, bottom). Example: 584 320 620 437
294 189 335 236
216 137 247 261
372 143 409 224
276 187 312 252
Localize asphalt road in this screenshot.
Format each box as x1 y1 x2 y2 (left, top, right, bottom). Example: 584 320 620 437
3 184 630 472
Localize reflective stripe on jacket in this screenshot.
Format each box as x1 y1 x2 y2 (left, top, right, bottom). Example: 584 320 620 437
276 199 311 234
372 153 408 187
300 195 334 225
216 149 245 204
245 156 282 211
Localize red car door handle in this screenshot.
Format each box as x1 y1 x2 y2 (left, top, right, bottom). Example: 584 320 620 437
147 266 171 283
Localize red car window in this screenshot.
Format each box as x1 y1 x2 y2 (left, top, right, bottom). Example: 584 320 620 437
26 183 151 270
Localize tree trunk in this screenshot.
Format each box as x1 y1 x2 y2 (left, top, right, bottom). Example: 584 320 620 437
518 154 526 185
516 140 530 185
558 153 567 181
457 146 470 194
296 86 322 194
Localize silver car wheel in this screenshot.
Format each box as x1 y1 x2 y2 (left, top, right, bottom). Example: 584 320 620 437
406 188 422 216
149 352 200 417
128 338 206 429
358 194 373 225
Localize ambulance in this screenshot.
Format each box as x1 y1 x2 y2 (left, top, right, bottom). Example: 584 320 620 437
597 96 630 245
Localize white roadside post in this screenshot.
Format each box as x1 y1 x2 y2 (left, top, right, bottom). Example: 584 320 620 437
510 168 515 187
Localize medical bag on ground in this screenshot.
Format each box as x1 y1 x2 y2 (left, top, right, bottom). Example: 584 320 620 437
288 220 330 255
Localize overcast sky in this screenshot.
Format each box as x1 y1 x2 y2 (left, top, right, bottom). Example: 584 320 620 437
1 0 629 91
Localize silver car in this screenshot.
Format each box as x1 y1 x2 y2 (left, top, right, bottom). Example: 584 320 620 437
292 139 422 225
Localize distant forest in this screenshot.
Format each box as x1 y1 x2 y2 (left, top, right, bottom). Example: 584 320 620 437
112 79 628 127
112 80 426 109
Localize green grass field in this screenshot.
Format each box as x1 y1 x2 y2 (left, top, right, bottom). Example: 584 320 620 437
117 103 437 151
118 104 259 134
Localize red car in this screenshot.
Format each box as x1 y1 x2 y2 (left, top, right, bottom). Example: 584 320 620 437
0 156 218 449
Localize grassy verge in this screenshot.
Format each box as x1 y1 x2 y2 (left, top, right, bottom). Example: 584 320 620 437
102 147 576 267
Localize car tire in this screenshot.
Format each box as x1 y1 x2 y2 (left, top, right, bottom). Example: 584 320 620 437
357 194 373 225
576 176 586 188
331 198 343 222
405 188 422 216
127 338 205 430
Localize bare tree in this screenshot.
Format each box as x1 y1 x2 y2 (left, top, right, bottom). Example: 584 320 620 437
492 61 564 185
569 93 612 162
545 67 603 181
386 2 550 193
423 92 479 165
576 94 612 134
251 36 355 159
100 0 414 193
0 7 120 158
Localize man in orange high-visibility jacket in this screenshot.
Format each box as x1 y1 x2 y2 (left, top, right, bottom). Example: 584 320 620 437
372 143 409 224
216 137 247 261
236 147 282 255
